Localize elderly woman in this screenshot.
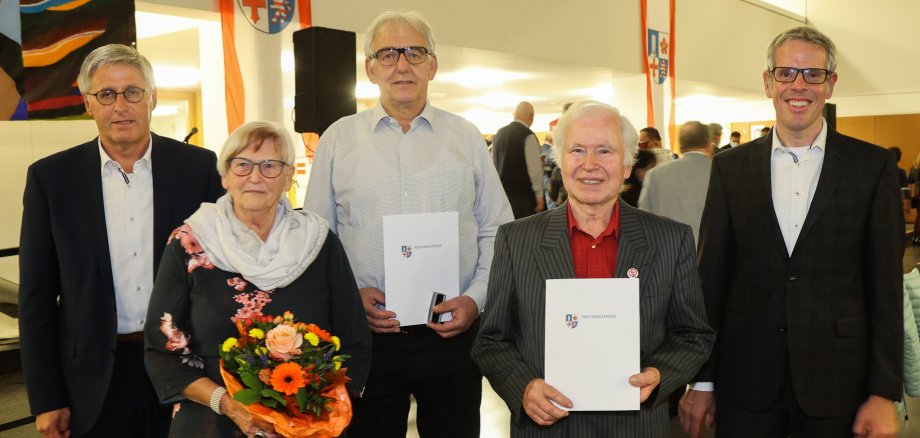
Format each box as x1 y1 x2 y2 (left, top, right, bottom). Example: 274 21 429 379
144 121 371 437
471 101 714 437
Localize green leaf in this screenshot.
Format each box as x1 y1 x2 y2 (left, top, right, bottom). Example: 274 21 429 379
260 388 288 406
262 398 279 409
233 389 260 405
296 388 308 411
240 372 265 391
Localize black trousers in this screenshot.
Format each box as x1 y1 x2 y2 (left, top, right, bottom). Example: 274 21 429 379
78 342 170 438
507 195 537 219
715 362 854 438
346 322 482 438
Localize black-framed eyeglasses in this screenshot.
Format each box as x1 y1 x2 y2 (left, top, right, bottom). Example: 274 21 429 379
86 87 149 105
368 46 431 66
227 157 289 178
770 67 832 84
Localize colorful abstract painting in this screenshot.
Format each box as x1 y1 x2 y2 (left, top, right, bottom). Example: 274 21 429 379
0 0 24 120
20 0 136 119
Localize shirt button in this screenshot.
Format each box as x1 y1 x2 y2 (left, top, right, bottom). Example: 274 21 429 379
132 251 137 256
136 286 141 292
788 275 797 281
794 192 800 197
404 192 409 197
591 245 596 249
779 326 786 334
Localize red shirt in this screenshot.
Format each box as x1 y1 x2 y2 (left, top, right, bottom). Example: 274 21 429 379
567 202 620 278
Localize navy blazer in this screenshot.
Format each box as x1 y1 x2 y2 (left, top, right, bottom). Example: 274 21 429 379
697 127 904 417
18 134 224 434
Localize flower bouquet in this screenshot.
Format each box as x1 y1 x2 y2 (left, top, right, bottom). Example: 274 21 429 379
218 311 352 437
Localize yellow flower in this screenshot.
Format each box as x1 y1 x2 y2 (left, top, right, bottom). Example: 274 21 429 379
333 356 342 371
221 337 238 352
304 332 319 347
248 328 265 339
332 336 341 351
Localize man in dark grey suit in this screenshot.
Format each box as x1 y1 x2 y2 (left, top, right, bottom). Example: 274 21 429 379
19 44 223 437
680 27 902 438
472 100 715 437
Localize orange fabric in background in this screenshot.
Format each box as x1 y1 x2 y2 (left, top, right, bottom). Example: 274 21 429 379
219 0 312 135
219 0 244 134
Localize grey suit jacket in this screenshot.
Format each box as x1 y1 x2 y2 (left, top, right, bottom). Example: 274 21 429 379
638 151 712 243
472 203 715 437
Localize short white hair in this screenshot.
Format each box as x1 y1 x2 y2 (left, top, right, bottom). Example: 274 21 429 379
552 100 639 167
217 121 295 176
363 11 436 58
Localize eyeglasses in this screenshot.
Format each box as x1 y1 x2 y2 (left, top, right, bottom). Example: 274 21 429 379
86 87 148 105
368 46 431 66
770 67 832 84
227 157 289 178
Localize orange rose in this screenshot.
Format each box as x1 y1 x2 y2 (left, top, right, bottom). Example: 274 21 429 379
265 324 303 361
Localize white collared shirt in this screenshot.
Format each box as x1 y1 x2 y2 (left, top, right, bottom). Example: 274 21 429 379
99 137 154 334
770 119 828 256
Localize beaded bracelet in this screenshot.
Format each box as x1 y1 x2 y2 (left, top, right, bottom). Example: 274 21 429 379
210 386 228 415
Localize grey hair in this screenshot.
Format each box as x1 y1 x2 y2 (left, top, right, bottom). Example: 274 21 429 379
708 122 722 137
552 100 639 168
77 44 156 93
363 10 436 58
766 26 837 72
680 121 712 151
217 121 296 176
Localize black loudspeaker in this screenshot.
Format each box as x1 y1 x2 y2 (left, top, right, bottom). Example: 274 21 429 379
293 27 356 135
823 103 836 130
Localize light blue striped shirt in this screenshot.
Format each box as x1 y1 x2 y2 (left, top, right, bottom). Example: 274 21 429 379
304 103 513 311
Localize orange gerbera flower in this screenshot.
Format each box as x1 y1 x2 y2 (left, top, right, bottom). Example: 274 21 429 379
304 324 332 342
270 362 306 395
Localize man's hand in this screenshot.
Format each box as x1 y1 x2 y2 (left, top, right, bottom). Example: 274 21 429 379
535 196 546 213
426 295 478 338
852 394 899 438
358 287 400 333
523 378 572 426
679 390 716 438
628 367 660 403
36 407 70 438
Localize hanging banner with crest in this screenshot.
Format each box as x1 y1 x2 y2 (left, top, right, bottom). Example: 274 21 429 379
641 0 676 150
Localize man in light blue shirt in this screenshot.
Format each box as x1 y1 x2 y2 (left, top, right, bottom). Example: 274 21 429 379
304 10 512 438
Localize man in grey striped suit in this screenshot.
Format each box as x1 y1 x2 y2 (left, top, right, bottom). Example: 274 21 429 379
472 100 715 437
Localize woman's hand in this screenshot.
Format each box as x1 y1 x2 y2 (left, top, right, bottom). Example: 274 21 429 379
220 394 279 438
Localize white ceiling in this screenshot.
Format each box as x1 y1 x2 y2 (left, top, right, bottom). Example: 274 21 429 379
136 1 920 135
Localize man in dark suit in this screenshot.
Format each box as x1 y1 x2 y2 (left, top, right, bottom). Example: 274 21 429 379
716 131 741 154
18 44 223 437
680 27 903 438
493 101 546 218
472 100 715 436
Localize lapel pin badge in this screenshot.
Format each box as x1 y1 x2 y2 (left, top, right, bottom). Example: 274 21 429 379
627 267 639 278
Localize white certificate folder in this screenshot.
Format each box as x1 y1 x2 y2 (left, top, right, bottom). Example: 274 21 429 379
544 278 640 411
382 212 460 326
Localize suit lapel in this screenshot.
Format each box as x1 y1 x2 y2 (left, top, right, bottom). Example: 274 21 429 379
76 140 115 288
151 134 175 252
749 136 789 257
796 129 847 248
616 203 655 282
535 206 576 280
